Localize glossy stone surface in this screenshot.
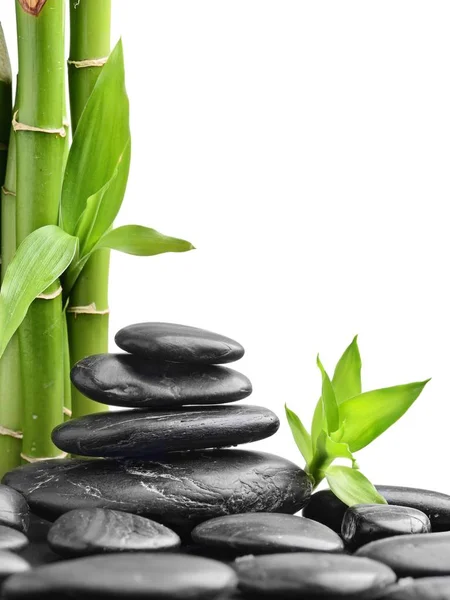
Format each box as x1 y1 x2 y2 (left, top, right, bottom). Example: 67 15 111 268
71 354 252 408
303 485 450 533
0 484 30 533
52 405 279 458
115 322 245 365
0 551 30 583
342 504 431 548
356 532 450 577
2 553 238 599
377 577 450 599
234 552 396 598
191 513 344 555
3 450 311 531
0 525 28 552
48 508 181 557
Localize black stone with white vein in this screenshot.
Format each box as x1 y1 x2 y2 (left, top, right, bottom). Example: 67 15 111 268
115 322 245 365
0 484 30 532
51 405 279 457
71 354 252 408
2 553 238 599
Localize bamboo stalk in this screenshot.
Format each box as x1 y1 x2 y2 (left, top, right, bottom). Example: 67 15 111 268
67 0 112 419
15 0 67 461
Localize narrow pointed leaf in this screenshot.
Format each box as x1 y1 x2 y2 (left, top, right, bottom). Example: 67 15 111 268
326 465 387 506
0 226 78 357
334 380 430 452
317 355 339 434
94 225 194 256
285 404 313 465
316 429 355 464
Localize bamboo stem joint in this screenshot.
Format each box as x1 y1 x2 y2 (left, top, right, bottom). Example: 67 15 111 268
0 426 23 439
68 57 108 68
13 111 67 138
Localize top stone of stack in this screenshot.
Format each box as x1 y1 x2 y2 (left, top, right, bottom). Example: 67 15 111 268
115 323 245 365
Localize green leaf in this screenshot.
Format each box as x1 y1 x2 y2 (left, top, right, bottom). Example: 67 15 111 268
285 404 313 465
326 465 387 506
316 355 339 434
94 225 195 256
0 226 78 358
334 380 430 452
316 429 355 464
60 40 130 235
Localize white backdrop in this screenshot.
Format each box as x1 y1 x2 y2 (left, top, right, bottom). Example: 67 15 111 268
2 1 449 491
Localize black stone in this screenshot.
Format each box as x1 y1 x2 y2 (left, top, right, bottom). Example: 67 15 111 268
48 508 181 557
52 405 279 458
356 532 450 577
376 577 450 599
234 552 396 598
191 513 344 555
71 354 252 408
0 525 28 552
2 450 311 532
115 322 245 365
0 551 30 583
303 486 450 533
2 553 238 599
342 504 431 549
0 484 30 533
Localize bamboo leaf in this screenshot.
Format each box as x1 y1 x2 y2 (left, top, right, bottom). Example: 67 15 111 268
325 465 387 506
93 225 194 256
0 226 78 358
285 404 313 465
316 355 339 434
60 40 130 235
316 429 355 464
334 380 430 452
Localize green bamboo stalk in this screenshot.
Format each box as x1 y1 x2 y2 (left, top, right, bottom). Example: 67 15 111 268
67 0 112 419
15 0 67 461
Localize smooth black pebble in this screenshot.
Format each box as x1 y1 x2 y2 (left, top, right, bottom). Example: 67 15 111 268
52 405 279 458
0 485 30 533
0 526 28 552
303 486 450 532
376 577 450 599
234 552 396 598
0 551 30 583
115 322 245 365
48 508 181 557
342 504 431 548
191 513 344 555
71 354 252 408
356 532 450 577
2 450 311 532
2 553 238 599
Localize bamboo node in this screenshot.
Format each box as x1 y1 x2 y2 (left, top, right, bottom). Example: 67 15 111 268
36 286 63 300
68 57 109 69
21 451 68 463
0 426 23 440
67 303 110 316
13 111 67 139
63 407 72 417
1 186 16 197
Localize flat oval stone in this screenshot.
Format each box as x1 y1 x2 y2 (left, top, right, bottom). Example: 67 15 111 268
191 513 344 555
2 450 311 532
303 485 450 533
0 485 30 533
377 577 450 599
2 553 238 599
342 504 431 549
356 532 450 577
0 526 28 552
234 552 396 598
52 405 279 458
115 322 245 365
0 551 30 583
71 354 252 408
48 508 180 557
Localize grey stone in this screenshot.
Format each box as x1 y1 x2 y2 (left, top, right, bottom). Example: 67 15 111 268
191 513 344 555
52 405 279 458
2 553 238 599
0 551 30 584
234 552 397 598
115 322 245 365
0 484 30 533
342 504 431 548
0 525 28 552
48 508 181 557
377 577 450 599
71 354 252 408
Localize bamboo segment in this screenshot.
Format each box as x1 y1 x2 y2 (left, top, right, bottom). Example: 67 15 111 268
15 0 67 461
67 0 112 419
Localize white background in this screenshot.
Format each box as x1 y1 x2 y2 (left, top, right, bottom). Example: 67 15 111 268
2 2 448 491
